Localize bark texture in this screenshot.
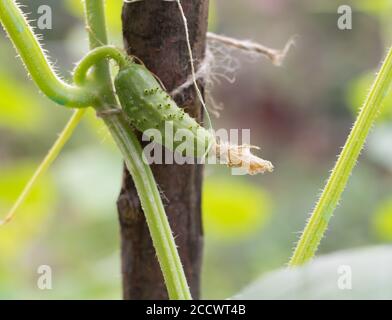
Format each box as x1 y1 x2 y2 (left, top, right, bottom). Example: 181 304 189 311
117 0 209 300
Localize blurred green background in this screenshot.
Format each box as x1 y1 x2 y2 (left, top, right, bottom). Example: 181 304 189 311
0 0 391 299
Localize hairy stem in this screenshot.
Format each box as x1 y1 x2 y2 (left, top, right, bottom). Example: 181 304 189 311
83 0 191 299
104 113 192 299
289 46 392 266
0 0 94 107
1 109 86 226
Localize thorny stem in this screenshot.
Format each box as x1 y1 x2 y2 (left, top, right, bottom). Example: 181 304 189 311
0 109 86 226
83 0 191 299
0 0 94 107
289 46 392 266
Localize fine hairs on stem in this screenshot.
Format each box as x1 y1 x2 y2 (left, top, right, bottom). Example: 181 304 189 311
83 0 191 300
289 46 392 266
0 0 192 300
3 0 391 300
0 45 129 227
0 0 94 107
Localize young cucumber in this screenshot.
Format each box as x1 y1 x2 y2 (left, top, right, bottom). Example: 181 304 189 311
114 63 273 174
115 63 213 159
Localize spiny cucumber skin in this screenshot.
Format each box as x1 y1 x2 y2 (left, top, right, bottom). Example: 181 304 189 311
115 64 213 157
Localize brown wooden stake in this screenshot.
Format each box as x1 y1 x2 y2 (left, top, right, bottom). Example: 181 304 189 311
117 0 209 300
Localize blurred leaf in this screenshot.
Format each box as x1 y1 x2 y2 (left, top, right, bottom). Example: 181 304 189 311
0 75 44 131
54 146 122 217
0 163 56 259
310 0 392 15
64 0 84 18
366 124 392 171
346 71 392 122
83 108 117 150
208 0 218 31
354 0 392 15
202 177 271 241
373 199 392 241
65 0 123 36
233 246 392 299
66 0 218 39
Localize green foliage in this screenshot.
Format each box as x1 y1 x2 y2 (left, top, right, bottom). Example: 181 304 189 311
65 0 123 36
311 0 392 15
0 163 56 259
203 177 271 240
347 71 392 122
208 0 218 31
373 199 392 241
0 75 44 131
54 146 122 216
0 0 391 300
290 47 392 266
1 0 192 299
355 0 392 15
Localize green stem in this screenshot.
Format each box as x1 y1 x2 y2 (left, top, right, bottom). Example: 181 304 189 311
83 0 191 299
104 113 192 300
73 46 129 85
289 46 392 267
1 109 86 226
0 0 94 107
